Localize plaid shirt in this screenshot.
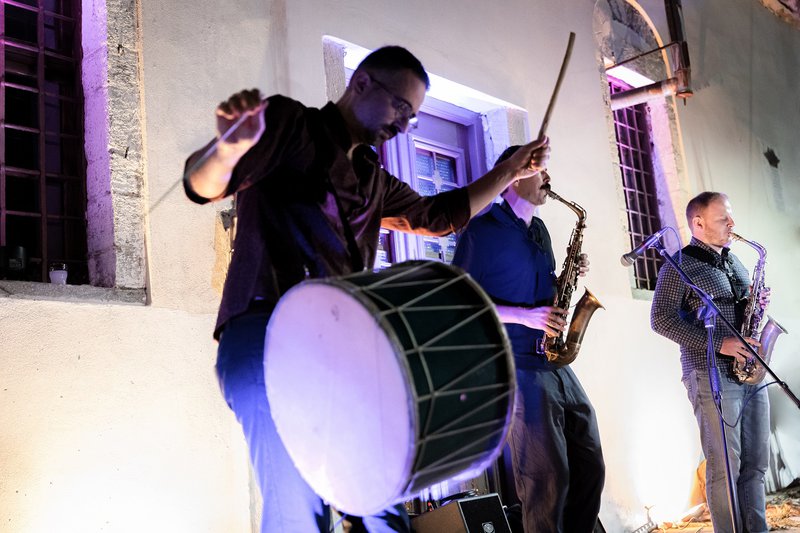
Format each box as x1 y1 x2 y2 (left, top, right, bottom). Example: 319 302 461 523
651 237 751 379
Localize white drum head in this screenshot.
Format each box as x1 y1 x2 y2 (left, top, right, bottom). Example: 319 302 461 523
264 282 414 516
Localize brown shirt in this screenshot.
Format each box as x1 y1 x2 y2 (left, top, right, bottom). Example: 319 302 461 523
185 95 471 337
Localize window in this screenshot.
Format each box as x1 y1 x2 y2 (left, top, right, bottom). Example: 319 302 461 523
1 0 87 284
609 76 663 290
411 144 462 262
378 102 485 268
322 37 528 272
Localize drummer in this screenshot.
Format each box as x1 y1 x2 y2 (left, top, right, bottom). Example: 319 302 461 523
184 45 550 533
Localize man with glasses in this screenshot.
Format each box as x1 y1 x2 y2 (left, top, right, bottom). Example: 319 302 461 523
184 46 550 532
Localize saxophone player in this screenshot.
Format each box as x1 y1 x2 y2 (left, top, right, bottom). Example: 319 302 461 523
651 192 771 533
452 146 604 533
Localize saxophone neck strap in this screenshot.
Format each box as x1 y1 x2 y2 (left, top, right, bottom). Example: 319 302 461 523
682 244 726 271
682 245 748 304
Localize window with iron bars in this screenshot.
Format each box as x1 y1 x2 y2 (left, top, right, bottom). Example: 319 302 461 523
1 0 87 284
609 76 663 290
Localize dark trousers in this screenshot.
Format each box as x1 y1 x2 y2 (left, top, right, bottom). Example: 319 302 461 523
508 364 605 533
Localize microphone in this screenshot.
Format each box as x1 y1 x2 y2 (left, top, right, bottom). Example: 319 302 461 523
620 228 669 266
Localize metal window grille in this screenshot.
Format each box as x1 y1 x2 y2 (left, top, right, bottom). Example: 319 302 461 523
609 77 663 290
1 0 87 284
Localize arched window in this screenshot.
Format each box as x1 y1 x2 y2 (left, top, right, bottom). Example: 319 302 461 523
594 0 689 294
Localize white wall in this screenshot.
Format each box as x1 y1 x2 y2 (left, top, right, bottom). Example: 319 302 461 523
1 0 798 531
0 301 250 533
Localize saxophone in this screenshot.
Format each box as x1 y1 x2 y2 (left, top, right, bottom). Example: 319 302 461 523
730 232 787 384
536 187 604 367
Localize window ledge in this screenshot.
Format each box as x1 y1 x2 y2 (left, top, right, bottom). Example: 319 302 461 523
0 281 146 306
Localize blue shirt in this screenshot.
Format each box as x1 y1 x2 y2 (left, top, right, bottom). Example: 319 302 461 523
452 201 557 359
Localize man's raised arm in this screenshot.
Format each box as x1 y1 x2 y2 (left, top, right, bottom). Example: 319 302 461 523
186 89 266 201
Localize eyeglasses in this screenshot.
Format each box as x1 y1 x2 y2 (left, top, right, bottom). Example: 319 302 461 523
368 75 419 130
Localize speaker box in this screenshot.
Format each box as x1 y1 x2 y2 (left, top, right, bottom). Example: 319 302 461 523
411 493 511 533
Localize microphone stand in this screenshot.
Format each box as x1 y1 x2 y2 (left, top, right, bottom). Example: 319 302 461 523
650 237 799 533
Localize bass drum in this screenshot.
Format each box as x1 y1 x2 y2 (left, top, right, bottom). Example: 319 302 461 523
264 260 515 516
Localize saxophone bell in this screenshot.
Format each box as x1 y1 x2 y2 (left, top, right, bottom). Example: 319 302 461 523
730 231 788 384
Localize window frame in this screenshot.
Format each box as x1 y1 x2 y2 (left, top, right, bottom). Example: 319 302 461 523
379 99 483 266
0 0 147 303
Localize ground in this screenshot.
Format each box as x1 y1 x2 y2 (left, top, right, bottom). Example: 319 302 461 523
657 484 800 532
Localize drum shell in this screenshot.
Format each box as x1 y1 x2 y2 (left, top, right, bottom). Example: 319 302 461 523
265 260 515 515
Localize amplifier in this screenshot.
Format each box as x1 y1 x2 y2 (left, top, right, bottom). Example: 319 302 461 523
411 493 511 533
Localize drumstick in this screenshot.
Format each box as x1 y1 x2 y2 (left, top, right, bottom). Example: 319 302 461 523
537 32 576 139
149 98 267 214
183 98 268 182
